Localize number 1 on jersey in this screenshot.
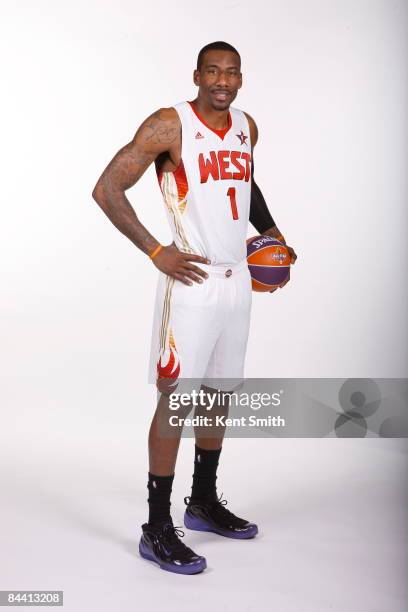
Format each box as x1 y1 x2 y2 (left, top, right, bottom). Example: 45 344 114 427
227 187 238 220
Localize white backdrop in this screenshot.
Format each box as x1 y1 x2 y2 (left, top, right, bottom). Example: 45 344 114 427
1 1 407 610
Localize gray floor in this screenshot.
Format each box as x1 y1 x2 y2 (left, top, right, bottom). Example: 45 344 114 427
1 431 407 611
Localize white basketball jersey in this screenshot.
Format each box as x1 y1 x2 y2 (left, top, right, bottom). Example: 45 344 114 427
155 100 252 265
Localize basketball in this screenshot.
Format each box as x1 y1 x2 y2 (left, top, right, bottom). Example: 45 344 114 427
247 235 291 292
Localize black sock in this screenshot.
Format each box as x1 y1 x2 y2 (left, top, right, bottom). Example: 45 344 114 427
147 472 174 525
190 445 222 503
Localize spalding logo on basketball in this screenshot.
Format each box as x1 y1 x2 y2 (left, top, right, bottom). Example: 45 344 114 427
247 235 291 292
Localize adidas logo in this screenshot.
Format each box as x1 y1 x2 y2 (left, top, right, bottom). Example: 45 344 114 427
195 131 204 139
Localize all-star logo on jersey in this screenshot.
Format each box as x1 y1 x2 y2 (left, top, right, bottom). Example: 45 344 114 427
195 131 204 139
236 130 248 146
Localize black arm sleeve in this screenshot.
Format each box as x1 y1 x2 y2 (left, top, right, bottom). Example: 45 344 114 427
249 160 276 233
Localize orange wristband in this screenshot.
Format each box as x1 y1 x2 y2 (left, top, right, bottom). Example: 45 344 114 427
149 244 163 260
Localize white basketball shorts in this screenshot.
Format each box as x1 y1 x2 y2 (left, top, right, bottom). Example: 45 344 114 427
148 258 252 393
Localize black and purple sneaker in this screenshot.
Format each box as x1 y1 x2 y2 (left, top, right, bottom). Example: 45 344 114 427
139 521 207 575
183 494 259 539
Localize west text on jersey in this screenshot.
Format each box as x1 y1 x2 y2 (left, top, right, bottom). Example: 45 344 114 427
198 150 252 183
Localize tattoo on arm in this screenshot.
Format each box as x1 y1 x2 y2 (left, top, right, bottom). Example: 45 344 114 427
142 110 180 145
92 109 181 255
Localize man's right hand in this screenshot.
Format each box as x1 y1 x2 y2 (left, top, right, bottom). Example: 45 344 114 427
152 244 210 285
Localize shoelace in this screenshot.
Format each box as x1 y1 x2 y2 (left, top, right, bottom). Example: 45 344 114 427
160 524 195 558
211 493 246 526
185 493 247 528
184 492 228 507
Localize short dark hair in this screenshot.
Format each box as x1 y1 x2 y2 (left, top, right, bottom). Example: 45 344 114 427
196 41 241 71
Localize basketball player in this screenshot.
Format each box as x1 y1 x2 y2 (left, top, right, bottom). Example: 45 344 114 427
92 41 297 575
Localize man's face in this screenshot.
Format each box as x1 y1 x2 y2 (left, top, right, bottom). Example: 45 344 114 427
193 50 242 110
